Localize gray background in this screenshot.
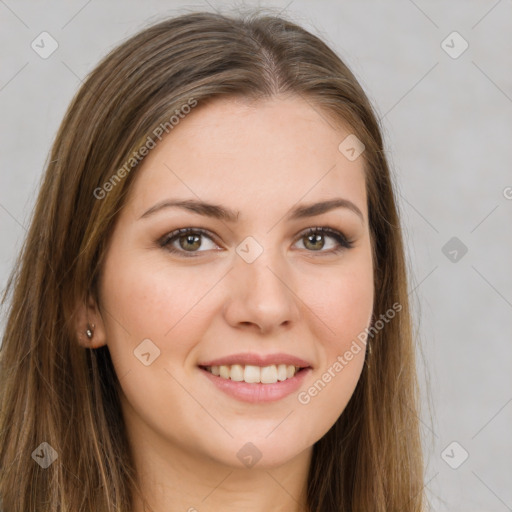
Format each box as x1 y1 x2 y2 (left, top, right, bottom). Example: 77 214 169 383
1 1 511 510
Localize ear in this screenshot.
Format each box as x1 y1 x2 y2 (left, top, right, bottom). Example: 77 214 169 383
75 293 107 349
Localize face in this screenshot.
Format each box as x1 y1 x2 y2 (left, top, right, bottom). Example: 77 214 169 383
90 94 374 471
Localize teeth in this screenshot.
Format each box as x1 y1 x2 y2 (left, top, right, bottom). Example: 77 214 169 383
277 364 287 381
230 364 244 381
205 364 300 384
219 365 230 379
244 364 261 383
260 365 278 384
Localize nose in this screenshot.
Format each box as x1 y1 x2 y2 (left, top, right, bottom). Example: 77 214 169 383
222 246 301 335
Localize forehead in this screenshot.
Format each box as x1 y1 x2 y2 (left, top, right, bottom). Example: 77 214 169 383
125 95 368 220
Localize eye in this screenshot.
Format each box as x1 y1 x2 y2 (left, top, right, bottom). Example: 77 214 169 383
294 227 354 254
158 226 354 258
159 228 219 257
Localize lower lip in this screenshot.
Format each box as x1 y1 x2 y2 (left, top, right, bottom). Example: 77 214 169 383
199 367 312 403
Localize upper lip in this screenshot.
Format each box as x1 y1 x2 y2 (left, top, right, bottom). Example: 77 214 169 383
198 352 312 368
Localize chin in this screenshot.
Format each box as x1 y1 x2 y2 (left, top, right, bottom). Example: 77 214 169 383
206 436 311 470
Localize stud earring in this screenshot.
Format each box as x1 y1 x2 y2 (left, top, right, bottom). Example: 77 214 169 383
86 323 95 339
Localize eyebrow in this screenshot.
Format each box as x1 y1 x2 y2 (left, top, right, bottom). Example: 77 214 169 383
139 197 364 222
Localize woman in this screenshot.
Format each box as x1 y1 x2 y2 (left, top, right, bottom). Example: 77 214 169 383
0 9 427 512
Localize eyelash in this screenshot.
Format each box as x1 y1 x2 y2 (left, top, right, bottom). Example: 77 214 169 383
158 226 354 258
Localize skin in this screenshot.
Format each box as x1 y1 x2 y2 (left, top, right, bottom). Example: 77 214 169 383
78 94 374 512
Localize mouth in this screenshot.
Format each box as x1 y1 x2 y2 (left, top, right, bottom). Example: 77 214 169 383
199 363 307 384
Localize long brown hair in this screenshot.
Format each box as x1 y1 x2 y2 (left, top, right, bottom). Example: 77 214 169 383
0 8 428 511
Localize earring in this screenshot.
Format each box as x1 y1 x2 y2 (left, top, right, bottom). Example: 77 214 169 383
86 323 95 339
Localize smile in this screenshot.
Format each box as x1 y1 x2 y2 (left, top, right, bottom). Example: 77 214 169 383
202 364 301 384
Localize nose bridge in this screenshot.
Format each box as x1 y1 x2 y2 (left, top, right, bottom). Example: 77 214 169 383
224 236 300 332
239 238 292 303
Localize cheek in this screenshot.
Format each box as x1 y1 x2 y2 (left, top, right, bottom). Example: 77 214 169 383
327 276 373 340
293 257 373 428
302 254 374 352
98 253 224 436
98 250 227 399
101 251 221 342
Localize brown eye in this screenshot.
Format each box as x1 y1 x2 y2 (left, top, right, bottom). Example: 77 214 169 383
159 228 219 256
303 232 325 251
178 233 201 251
295 227 354 254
